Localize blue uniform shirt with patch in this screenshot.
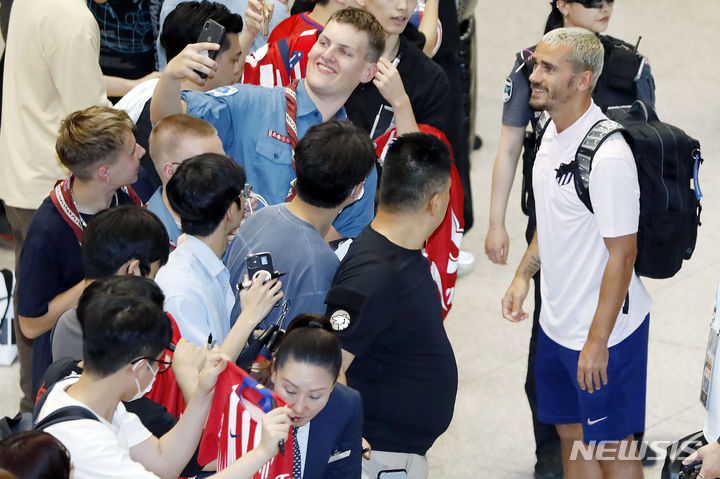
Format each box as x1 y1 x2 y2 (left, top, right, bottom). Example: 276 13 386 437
182 80 377 238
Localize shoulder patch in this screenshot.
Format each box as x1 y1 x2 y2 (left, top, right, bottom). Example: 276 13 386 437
503 77 513 103
330 310 351 332
208 86 239 97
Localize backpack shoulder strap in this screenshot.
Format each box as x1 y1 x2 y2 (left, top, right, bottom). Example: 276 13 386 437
34 405 99 430
535 111 552 146
573 119 625 212
32 373 81 423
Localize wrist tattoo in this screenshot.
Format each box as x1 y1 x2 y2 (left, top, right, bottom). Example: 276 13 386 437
524 255 541 277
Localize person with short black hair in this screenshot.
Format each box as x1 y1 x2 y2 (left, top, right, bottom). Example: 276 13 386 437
117 1 246 199
161 1 244 63
325 132 457 479
36 275 291 479
51 206 170 362
16 106 145 398
146 114 225 249
226 120 374 329
0 430 72 479
44 275 203 478
157 0 290 69
155 154 283 360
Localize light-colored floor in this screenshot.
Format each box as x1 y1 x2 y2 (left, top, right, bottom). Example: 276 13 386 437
1 1 718 477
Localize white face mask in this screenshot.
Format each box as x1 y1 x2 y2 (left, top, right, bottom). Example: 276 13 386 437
131 360 158 401
355 184 365 202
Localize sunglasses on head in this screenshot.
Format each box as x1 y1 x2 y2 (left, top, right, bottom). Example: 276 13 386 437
567 0 614 8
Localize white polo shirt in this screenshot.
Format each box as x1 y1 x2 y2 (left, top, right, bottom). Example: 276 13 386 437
533 101 651 351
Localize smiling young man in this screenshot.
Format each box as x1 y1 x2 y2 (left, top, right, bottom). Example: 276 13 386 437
501 28 651 479
16 106 145 396
150 7 385 239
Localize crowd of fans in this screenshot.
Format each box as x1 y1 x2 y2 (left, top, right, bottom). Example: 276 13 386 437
0 1 465 478
0 1 684 479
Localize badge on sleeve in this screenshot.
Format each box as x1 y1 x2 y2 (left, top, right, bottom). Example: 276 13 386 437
209 85 239 97
324 285 368 335
330 310 351 332
503 77 513 103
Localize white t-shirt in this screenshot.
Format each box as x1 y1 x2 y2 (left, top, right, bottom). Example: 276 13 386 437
36 376 157 479
533 101 652 350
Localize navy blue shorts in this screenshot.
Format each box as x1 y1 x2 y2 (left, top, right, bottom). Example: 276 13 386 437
535 315 649 443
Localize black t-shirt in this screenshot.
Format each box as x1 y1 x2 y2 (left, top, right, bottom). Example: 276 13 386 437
325 227 458 455
18 191 137 395
344 36 451 140
131 99 161 202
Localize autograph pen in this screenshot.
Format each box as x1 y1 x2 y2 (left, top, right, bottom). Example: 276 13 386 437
391 52 402 68
271 397 285 455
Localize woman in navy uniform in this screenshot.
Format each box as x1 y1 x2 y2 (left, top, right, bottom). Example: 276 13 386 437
255 314 363 479
484 1 655 477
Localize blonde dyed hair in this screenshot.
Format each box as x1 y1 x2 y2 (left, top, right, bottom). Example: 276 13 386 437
541 27 605 91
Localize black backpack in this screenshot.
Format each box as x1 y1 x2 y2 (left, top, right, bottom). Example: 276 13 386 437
534 100 703 279
0 378 98 442
32 376 99 430
519 34 651 243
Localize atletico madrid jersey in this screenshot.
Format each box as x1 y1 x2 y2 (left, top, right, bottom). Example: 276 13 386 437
243 29 319 88
268 12 323 43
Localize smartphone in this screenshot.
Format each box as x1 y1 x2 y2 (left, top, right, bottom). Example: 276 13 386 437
246 252 274 282
378 471 407 479
196 19 226 79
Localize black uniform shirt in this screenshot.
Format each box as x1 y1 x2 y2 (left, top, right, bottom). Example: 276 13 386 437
325 226 458 456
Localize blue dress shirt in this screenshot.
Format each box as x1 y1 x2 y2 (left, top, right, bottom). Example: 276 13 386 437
155 235 235 347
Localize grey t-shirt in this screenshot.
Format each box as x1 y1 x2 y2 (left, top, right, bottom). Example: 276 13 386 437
225 204 340 329
51 307 83 362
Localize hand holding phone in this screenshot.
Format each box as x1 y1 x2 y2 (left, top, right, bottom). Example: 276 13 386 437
196 19 226 79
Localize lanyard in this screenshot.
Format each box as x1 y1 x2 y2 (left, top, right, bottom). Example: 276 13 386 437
284 80 299 202
50 175 142 243
284 79 299 149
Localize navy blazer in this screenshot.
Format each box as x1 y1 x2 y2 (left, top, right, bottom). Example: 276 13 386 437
303 382 363 479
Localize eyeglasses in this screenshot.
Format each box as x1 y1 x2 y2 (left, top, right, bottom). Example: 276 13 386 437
131 354 172 373
233 183 254 210
567 0 614 8
234 192 246 210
